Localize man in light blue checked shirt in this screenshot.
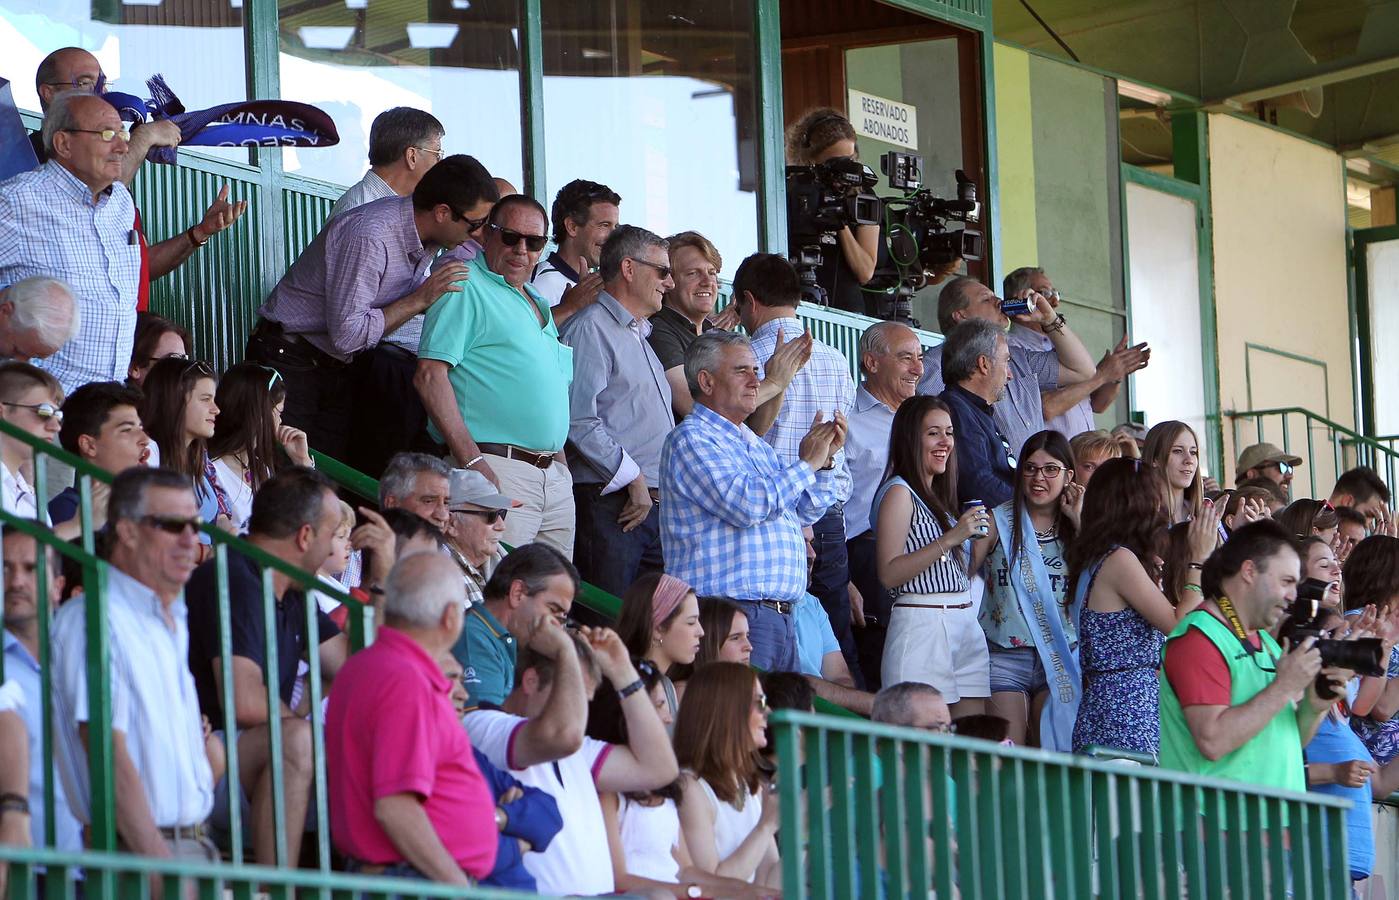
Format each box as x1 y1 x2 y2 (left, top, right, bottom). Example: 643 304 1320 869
660 329 846 672
734 253 860 682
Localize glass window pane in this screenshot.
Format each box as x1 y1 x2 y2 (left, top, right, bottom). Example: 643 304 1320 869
1 1 247 160
541 1 759 271
277 0 523 189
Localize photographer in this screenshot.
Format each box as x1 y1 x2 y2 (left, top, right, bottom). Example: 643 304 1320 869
1158 520 1351 791
785 108 881 315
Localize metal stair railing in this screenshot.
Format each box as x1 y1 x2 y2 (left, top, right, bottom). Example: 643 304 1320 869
1225 407 1399 501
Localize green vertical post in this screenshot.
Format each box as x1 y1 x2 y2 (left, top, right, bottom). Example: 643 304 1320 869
772 716 805 900
85 560 116 852
519 0 546 200
753 0 786 254
214 545 245 862
245 0 287 300
260 567 289 866
304 587 332 873
35 527 54 848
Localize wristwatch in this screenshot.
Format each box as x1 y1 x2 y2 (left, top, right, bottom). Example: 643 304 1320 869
685 885 702 898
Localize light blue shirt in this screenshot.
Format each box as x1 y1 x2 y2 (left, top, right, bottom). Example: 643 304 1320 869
793 593 839 678
3 631 83 855
843 385 896 538
1006 324 1095 438
660 403 835 603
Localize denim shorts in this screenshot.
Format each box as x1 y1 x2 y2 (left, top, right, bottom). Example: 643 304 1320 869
987 645 1048 695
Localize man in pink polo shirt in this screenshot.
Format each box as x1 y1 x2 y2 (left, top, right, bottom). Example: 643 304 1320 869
325 551 496 883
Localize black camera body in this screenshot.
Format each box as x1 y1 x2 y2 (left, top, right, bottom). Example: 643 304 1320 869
1279 594 1385 699
784 158 881 307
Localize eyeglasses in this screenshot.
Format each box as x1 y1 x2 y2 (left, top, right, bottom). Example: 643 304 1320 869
63 127 130 143
926 722 953 734
449 208 490 231
630 258 673 280
47 76 101 91
1022 463 1064 479
138 514 203 536
0 401 63 423
753 693 770 714
413 145 444 159
453 508 508 524
487 224 548 252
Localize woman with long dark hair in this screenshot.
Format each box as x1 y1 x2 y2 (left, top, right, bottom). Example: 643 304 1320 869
1276 498 1341 545
1066 458 1218 757
1144 420 1204 525
128 313 191 387
979 430 1084 749
1346 537 1399 764
874 395 993 718
675 662 781 888
615 573 704 723
140 357 229 550
207 362 313 532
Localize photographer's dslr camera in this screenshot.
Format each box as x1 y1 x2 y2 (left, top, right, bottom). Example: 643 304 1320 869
1279 587 1385 700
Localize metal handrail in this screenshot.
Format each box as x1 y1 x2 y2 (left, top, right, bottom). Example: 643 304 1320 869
1225 406 1399 500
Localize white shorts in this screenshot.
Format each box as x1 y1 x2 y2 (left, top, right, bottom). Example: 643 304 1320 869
881 591 991 704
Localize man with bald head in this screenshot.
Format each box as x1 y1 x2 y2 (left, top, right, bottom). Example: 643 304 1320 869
0 91 140 391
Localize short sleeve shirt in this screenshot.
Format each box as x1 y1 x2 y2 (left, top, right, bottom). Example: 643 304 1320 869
185 549 341 730
794 591 840 677
325 627 498 876
465 709 615 896
452 604 517 710
419 252 574 452
646 304 710 371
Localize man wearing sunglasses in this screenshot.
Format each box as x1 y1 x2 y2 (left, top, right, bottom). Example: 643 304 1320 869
51 468 218 864
0 362 64 523
417 194 576 556
252 155 497 460
1235 442 1303 501
559 225 674 596
444 468 514 610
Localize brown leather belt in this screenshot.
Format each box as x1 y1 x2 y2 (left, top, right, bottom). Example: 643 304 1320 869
477 443 554 470
894 601 973 610
157 823 208 841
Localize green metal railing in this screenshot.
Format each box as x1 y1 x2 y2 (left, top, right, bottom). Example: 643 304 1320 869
1226 407 1399 501
771 710 1352 900
0 846 534 900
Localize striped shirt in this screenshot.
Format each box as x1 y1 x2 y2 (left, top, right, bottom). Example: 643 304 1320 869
876 478 970 595
259 195 435 361
51 566 214 827
327 171 425 352
749 317 856 504
0 161 140 392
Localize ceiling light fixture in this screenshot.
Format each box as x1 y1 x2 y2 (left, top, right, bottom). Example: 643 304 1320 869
1117 79 1172 108
298 26 356 50
407 23 459 49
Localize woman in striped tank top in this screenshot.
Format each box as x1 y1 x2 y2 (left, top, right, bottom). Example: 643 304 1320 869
873 396 996 719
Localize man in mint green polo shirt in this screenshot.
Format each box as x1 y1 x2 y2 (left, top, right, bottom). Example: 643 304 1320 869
1159 520 1345 793
417 194 576 556
454 543 579 711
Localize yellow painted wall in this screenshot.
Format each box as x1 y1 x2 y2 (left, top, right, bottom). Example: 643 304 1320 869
1208 114 1351 489
992 42 1037 274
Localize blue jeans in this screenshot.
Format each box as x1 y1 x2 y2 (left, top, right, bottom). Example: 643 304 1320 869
572 483 663 597
733 599 799 672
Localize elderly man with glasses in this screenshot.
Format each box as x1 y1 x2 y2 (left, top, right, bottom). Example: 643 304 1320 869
416 195 577 556
250 155 498 460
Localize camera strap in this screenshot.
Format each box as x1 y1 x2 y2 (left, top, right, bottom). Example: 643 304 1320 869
1213 595 1252 642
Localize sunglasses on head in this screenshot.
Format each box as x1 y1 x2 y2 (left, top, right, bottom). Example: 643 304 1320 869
139 514 202 536
182 359 216 379
487 224 548 252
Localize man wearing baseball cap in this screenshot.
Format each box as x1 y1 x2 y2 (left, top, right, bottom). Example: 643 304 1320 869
1235 443 1304 499
445 468 515 609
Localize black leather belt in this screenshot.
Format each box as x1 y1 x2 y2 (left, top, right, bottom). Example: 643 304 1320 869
736 599 793 615
477 442 554 469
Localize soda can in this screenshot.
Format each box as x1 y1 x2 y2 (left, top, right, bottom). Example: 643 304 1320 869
962 499 989 540
1001 297 1033 317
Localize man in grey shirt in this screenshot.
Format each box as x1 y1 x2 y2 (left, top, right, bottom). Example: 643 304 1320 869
558 225 674 595
916 276 1097 457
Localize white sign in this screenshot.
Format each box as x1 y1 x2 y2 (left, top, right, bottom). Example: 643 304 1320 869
847 89 919 150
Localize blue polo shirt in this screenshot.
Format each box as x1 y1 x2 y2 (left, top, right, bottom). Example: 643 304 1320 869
452 603 517 710
419 252 573 452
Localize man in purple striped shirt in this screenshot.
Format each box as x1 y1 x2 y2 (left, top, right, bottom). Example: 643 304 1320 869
247 155 497 459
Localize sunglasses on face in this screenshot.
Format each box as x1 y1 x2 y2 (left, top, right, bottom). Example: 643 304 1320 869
139 514 203 536
753 693 770 714
487 224 548 252
1266 461 1294 477
450 208 490 231
454 508 508 524
1 401 63 423
47 76 101 91
63 127 129 143
630 258 673 280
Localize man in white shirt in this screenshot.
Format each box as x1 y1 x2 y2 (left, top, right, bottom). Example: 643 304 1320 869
0 362 63 523
51 467 216 861
329 107 444 220
530 179 619 327
465 623 677 896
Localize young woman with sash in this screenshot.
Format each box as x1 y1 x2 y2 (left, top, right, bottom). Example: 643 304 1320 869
978 431 1084 750
1064 458 1220 758
874 395 995 719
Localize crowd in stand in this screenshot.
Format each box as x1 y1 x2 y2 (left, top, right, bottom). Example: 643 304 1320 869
4 46 1399 898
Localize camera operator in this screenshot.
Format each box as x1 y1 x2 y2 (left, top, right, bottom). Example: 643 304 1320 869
785 108 881 316
1158 520 1351 791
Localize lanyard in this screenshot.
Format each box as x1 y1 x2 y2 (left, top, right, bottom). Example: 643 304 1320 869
1214 595 1251 642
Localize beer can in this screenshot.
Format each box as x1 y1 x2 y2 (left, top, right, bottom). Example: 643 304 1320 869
962 500 989 540
1001 297 1033 316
